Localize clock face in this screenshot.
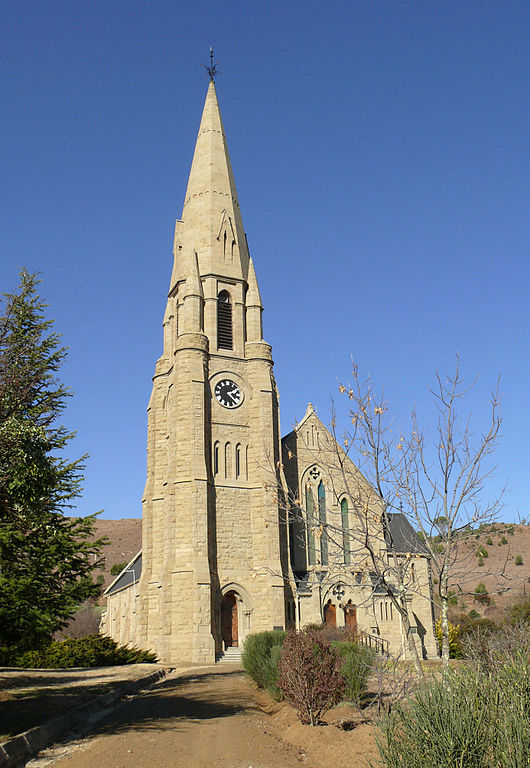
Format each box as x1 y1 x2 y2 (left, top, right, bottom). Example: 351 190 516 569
214 379 242 409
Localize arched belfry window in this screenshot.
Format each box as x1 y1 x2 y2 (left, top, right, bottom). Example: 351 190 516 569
217 290 233 350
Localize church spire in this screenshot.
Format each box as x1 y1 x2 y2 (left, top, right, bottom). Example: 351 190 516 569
178 81 249 281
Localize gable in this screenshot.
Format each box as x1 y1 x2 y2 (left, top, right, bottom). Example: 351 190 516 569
282 406 382 510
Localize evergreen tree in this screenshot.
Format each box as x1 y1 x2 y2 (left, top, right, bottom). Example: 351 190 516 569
0 270 106 651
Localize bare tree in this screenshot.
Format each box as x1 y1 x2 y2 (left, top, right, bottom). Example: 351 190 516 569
336 357 505 669
331 369 429 674
396 359 504 667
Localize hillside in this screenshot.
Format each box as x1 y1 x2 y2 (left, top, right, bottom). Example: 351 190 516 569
93 518 142 593
443 522 529 622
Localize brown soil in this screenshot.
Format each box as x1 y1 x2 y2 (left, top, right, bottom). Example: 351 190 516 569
28 666 378 768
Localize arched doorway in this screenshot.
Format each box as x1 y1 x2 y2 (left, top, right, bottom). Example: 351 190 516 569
221 591 238 648
344 600 357 635
324 599 336 627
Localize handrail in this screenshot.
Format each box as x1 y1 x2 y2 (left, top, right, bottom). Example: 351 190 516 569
358 631 390 656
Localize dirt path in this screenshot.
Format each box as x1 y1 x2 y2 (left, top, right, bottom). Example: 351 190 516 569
28 665 309 768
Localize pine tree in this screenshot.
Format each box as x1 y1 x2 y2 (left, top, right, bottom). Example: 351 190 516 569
0 270 106 651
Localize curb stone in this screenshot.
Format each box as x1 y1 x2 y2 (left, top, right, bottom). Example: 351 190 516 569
0 668 168 768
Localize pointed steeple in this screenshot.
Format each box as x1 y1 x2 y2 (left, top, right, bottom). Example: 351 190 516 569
178 81 249 281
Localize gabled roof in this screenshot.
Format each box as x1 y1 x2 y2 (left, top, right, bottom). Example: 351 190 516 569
281 403 382 503
282 402 316 442
104 551 142 596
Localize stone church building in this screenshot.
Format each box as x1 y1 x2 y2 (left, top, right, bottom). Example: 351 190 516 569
101 81 437 663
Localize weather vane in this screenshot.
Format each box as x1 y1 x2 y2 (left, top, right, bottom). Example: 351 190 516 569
202 46 221 81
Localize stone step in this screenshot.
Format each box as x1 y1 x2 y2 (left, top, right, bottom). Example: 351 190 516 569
216 648 243 664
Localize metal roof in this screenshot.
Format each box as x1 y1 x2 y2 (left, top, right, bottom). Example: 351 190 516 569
104 551 142 596
384 513 429 555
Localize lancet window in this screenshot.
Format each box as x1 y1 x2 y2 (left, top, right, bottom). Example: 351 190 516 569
341 497 351 566
305 485 316 566
318 481 329 565
303 467 329 567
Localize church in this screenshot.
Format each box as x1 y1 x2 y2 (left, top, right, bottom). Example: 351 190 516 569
100 79 437 664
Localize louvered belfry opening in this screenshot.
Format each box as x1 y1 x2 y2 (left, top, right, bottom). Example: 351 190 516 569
217 290 233 349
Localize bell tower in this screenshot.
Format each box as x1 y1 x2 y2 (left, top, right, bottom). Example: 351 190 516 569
134 80 291 663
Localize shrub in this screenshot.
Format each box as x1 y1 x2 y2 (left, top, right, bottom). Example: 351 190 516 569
486 537 493 546
375 667 493 768
459 624 530 766
55 603 102 639
501 536 508 545
477 545 488 559
457 614 496 638
302 622 354 642
515 555 523 566
462 622 529 673
332 640 374 706
505 600 530 626
493 654 530 766
478 556 484 566
110 561 129 576
242 630 286 696
468 609 480 621
11 635 157 668
474 583 490 605
434 617 462 658
277 630 344 725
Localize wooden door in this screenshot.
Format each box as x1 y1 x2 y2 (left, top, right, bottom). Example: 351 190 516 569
221 592 238 647
344 601 357 635
324 599 336 627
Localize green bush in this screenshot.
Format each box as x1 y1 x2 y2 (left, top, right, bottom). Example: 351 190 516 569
474 583 490 604
376 667 491 768
515 555 523 566
242 630 286 698
486 537 493 546
265 644 284 701
501 536 508 545
332 640 374 706
110 561 129 576
478 556 485 566
376 626 530 768
477 545 488 559
505 601 530 626
9 635 157 668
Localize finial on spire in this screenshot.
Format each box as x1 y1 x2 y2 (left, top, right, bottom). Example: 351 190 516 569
202 45 221 81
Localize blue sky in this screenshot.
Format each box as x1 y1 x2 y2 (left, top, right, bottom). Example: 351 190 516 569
2 1 528 521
